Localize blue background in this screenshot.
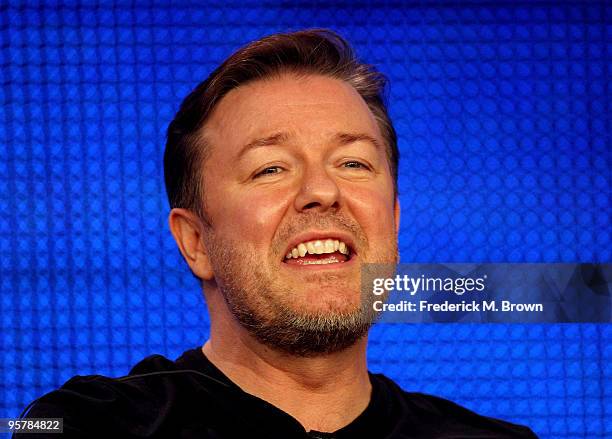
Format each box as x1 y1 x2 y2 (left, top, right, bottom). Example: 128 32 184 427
1 1 611 437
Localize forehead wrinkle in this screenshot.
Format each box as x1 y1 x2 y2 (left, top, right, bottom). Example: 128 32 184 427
239 130 382 160
238 131 293 158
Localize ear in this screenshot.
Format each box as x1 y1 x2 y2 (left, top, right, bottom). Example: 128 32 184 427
168 208 215 281
394 197 401 235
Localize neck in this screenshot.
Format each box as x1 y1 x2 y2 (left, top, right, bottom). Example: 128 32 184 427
202 291 372 433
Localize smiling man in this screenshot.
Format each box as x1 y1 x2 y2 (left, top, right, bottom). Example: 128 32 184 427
17 30 536 438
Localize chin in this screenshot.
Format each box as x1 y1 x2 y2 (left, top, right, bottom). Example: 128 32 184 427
290 290 362 316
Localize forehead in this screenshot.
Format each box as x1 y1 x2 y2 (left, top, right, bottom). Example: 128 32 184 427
203 73 382 150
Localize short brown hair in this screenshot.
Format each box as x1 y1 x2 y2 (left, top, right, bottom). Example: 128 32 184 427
164 29 399 219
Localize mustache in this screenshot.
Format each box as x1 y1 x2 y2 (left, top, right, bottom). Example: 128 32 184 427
272 211 368 254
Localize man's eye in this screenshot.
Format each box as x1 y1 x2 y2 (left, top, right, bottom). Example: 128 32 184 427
342 161 370 170
254 166 283 178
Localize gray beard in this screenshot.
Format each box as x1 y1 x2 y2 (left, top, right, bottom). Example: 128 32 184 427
222 281 377 357
203 211 395 357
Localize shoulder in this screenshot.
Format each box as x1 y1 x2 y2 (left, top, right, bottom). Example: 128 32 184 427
16 350 217 438
371 373 538 438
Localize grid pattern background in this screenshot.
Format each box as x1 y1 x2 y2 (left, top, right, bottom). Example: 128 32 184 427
1 1 611 438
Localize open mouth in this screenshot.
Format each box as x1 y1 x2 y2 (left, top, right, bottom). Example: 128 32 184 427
283 239 353 266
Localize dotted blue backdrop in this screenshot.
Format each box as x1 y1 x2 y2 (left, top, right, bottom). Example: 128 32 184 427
1 2 611 438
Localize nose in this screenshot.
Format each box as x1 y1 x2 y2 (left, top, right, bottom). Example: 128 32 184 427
294 165 341 213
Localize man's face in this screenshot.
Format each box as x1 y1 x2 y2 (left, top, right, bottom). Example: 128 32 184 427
199 73 399 355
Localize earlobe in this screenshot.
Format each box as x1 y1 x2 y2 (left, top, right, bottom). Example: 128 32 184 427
168 208 215 281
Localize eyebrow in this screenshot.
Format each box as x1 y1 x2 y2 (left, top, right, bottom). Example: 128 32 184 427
334 132 383 151
238 131 382 157
238 132 292 157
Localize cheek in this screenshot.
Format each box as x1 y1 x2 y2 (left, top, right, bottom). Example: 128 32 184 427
211 186 292 242
343 185 396 224
343 186 397 243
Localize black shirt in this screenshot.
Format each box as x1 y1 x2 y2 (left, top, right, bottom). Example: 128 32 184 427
16 348 537 438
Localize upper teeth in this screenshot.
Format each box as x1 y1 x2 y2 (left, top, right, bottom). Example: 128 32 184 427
285 239 350 260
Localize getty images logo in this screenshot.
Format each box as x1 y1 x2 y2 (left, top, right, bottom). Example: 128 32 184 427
372 274 487 296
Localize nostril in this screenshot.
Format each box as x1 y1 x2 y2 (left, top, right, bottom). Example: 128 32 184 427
303 202 321 210
301 200 340 211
